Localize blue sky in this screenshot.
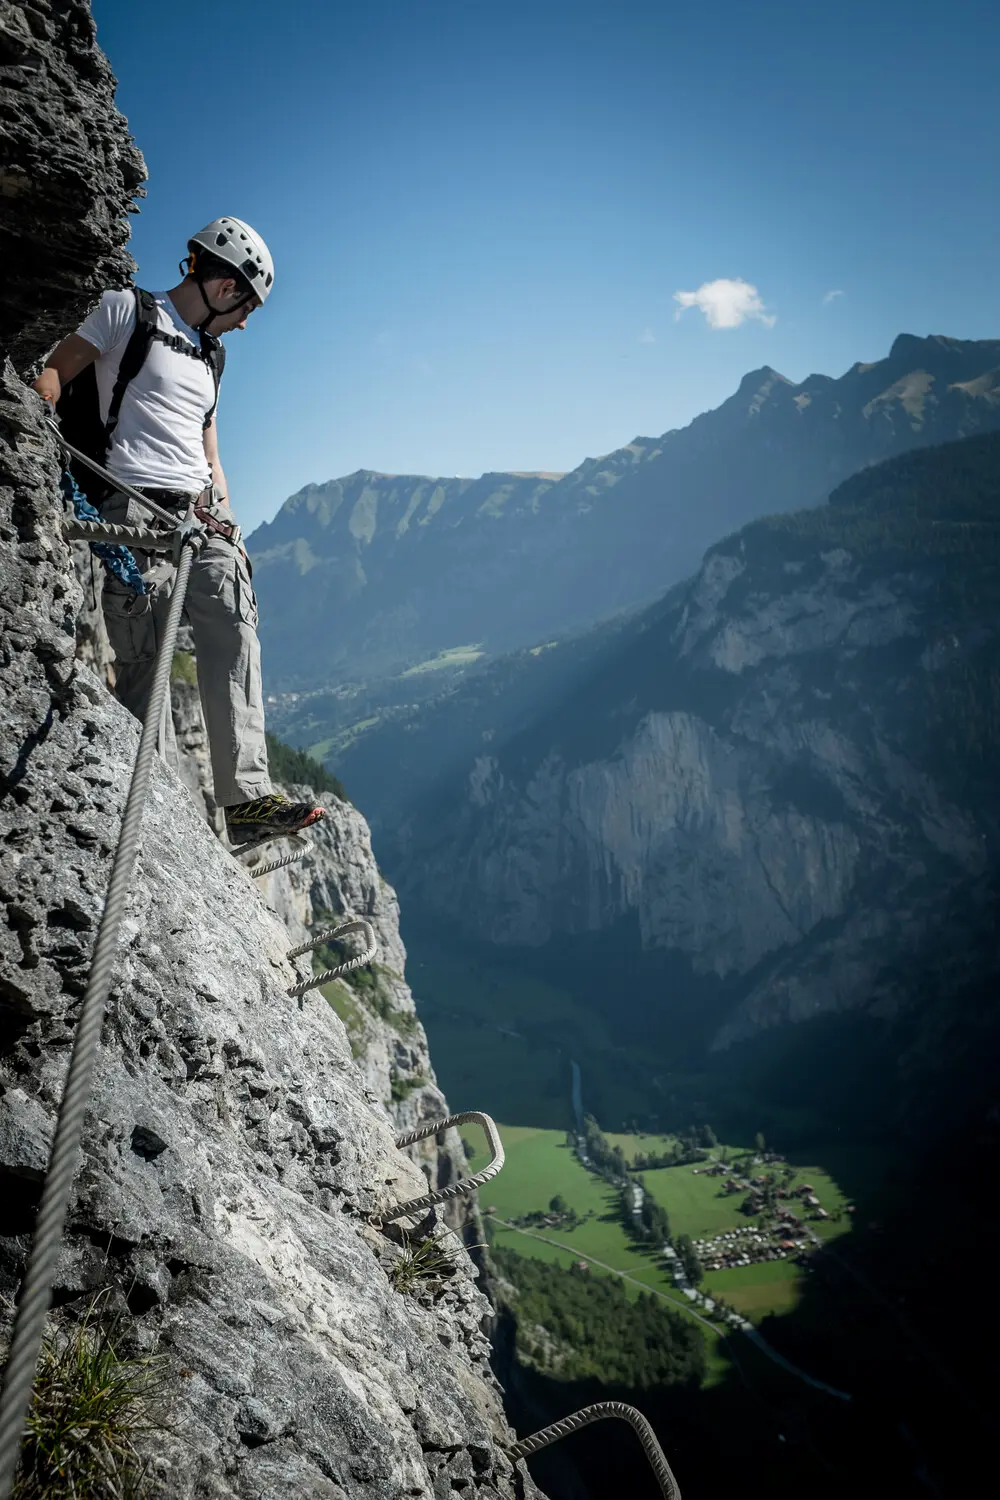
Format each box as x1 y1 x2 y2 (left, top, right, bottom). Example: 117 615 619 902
92 0 1000 534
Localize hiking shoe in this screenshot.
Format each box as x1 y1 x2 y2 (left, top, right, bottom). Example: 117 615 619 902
225 792 325 847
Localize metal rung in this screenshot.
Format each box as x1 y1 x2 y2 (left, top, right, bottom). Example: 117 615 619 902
234 832 311 879
511 1402 680 1499
63 520 174 550
286 918 377 996
248 842 310 877
384 1110 504 1223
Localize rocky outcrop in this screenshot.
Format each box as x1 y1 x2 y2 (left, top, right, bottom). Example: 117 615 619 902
0 6 540 1496
166 663 470 1220
0 0 145 370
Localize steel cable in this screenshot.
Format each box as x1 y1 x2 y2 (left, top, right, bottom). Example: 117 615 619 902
0 541 197 1500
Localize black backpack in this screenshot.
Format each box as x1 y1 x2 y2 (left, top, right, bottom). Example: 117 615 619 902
56 287 226 504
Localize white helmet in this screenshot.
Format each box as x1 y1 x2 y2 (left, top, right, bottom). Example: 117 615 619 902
187 217 274 303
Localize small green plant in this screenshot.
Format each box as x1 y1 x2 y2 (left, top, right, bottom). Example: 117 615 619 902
322 980 368 1059
7 1291 167 1499
389 1072 427 1103
388 1231 484 1296
169 650 197 686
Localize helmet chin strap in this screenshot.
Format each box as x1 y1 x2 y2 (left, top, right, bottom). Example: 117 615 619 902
180 253 254 333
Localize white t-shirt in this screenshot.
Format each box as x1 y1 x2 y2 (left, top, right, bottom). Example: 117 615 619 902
75 290 216 491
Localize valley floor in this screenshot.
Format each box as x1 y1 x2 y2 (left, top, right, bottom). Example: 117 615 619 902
466 1124 866 1390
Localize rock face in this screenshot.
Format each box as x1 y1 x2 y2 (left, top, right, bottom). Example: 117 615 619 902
168 665 466 1196
167 663 473 1230
381 434 1000 1082
250 334 1000 692
0 0 145 369
0 7 542 1497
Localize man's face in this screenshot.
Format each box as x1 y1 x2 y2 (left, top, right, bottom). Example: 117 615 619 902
206 278 262 333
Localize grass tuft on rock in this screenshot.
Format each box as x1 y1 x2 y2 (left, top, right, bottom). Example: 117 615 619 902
8 1292 167 1500
389 1231 483 1296
169 650 197 686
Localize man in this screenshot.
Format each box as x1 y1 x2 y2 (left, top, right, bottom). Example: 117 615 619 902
32 217 324 849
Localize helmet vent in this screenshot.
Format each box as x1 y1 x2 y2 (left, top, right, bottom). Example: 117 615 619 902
215 232 227 246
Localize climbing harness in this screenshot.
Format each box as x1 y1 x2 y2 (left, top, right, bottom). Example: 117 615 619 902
511 1402 681 1500
45 413 198 531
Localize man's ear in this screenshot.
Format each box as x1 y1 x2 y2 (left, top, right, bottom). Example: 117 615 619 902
208 276 240 304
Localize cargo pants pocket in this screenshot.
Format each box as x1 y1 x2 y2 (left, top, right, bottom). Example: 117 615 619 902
234 552 259 629
101 583 157 663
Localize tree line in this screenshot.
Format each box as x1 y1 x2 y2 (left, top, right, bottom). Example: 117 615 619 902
493 1247 705 1390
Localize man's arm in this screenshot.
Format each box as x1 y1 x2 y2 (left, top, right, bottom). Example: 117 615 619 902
202 415 230 501
32 334 100 406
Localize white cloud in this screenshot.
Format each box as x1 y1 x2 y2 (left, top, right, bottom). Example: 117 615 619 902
638 327 656 344
822 288 844 305
673 278 776 330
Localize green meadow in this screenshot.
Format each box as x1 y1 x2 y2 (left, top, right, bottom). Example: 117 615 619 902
467 1124 872 1330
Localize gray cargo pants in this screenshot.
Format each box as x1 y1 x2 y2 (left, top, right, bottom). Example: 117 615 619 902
99 489 272 807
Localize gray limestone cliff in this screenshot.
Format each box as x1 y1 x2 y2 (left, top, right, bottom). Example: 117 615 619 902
169 663 473 1229
0 4 541 1496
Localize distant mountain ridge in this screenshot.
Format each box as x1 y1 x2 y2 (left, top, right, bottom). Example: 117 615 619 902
249 333 1000 690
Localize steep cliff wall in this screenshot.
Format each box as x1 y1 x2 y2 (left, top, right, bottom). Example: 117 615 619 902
0 5 539 1495
167 668 472 1225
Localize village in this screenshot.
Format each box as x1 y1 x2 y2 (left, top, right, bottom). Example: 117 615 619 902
685 1161 854 1271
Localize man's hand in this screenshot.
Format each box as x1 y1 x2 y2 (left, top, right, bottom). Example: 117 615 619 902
33 371 60 407
31 333 100 407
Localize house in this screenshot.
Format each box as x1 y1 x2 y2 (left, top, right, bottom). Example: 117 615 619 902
574 1260 589 1272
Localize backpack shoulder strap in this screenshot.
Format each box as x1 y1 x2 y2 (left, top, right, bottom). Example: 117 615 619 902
200 333 226 429
104 288 158 451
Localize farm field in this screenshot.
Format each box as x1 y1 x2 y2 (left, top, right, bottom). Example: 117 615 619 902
640 1150 860 1243
603 1131 680 1161
702 1260 804 1319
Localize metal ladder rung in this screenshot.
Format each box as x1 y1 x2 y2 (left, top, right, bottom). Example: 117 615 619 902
385 1110 504 1222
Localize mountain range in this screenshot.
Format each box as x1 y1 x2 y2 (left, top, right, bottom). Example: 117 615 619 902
327 429 1000 1142
249 333 1000 692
